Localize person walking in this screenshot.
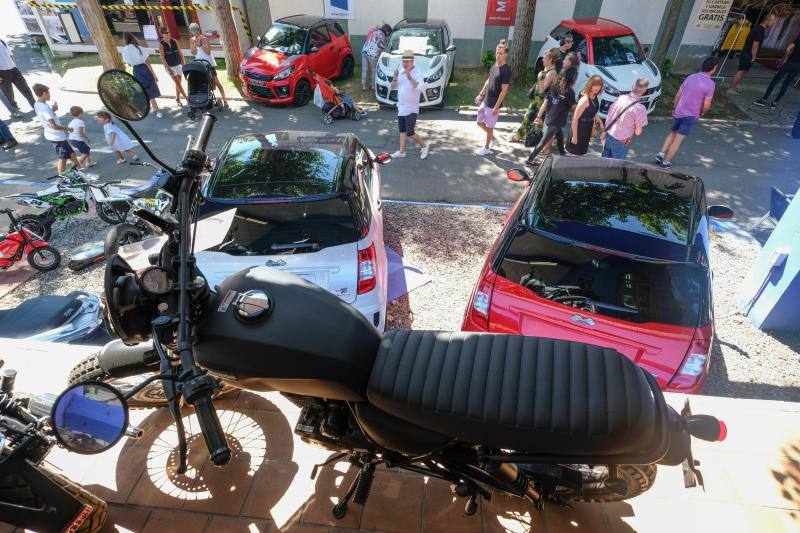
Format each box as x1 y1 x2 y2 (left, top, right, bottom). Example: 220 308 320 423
67 106 95 168
32 83 81 173
727 13 777 95
0 89 21 118
390 50 429 159
0 118 18 151
97 111 139 164
554 35 574 73
0 38 35 112
475 40 511 156
158 26 188 106
566 75 604 156
512 48 560 143
189 23 229 108
601 78 649 160
753 34 800 108
122 33 163 118
361 23 390 91
525 67 578 166
655 57 718 169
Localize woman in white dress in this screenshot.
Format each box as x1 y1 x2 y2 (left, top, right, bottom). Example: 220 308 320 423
97 110 139 164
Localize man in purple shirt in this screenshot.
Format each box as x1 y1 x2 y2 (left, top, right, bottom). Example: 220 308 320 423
655 57 718 169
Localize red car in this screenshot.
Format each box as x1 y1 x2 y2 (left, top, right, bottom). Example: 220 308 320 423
463 157 734 394
240 15 355 106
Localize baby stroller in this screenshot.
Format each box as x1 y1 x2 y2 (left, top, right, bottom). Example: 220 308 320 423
312 72 362 124
183 59 223 119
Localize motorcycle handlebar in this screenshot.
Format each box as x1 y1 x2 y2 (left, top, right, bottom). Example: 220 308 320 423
191 113 217 154
191 392 231 466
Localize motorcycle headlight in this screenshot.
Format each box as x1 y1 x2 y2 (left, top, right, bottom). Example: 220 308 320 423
273 65 295 81
425 67 443 83
605 85 620 97
377 68 388 81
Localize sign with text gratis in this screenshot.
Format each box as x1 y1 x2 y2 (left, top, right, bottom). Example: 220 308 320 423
693 0 734 30
485 0 518 26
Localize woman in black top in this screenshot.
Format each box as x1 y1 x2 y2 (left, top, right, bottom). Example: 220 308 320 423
525 68 578 165
158 26 188 106
566 75 604 155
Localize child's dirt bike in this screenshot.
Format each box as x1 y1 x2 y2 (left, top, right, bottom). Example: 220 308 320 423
0 208 61 271
4 169 127 241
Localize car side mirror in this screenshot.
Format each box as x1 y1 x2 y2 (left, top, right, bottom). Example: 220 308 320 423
375 153 392 164
446 44 456 52
707 205 734 220
310 46 319 53
507 168 530 182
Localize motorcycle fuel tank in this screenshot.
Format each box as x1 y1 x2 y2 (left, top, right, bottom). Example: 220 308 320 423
195 266 382 401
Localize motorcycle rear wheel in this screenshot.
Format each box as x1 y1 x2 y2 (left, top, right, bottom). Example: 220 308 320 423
0 463 107 532
15 215 53 241
560 464 657 502
104 223 143 257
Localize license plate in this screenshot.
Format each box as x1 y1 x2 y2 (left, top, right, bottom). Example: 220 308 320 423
250 79 267 87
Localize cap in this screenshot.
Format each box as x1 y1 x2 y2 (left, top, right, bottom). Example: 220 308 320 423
189 23 200 33
402 50 414 60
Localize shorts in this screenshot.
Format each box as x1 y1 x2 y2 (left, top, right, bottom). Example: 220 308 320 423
477 102 500 128
670 116 698 136
167 64 183 77
398 113 418 137
738 53 753 71
51 140 74 160
69 140 90 155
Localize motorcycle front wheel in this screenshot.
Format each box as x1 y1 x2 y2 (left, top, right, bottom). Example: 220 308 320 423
27 245 61 271
15 215 52 241
97 203 129 225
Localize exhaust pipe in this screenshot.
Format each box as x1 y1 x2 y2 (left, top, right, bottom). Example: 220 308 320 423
490 463 540 503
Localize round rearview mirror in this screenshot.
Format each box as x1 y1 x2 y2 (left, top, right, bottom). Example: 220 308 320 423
51 381 129 454
97 69 150 121
507 168 530 182
375 152 392 164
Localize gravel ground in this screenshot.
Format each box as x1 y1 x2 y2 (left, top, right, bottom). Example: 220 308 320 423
2 204 798 402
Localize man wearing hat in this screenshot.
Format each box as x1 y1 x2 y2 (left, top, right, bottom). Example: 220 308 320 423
390 50 429 159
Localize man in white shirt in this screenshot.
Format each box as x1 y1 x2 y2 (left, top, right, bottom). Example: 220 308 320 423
390 50 429 159
0 38 35 112
32 83 81 173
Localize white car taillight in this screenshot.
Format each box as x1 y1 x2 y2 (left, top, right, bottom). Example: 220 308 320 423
357 244 376 294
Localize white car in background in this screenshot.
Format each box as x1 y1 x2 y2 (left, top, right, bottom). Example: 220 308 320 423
537 18 662 117
375 18 456 109
197 132 391 332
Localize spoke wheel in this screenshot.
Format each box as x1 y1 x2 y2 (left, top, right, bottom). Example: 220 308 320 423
27 245 61 271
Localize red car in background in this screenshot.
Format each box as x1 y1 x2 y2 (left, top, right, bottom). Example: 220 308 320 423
240 15 355 106
463 157 734 394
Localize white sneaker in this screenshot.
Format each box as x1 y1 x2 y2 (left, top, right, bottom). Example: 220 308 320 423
725 88 740 96
156 112 164 118
420 145 430 159
491 137 500 147
390 150 406 158
476 147 492 156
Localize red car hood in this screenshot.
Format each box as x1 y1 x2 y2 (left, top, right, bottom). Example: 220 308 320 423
242 48 292 73
489 275 695 388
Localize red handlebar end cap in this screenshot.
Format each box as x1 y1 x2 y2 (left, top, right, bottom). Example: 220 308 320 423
717 420 727 442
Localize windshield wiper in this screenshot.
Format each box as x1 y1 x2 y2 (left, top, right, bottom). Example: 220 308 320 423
270 241 320 253
584 298 639 314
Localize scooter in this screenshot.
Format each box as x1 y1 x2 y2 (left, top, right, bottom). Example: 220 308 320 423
0 208 61 271
0 291 107 344
0 362 109 532
58 70 727 524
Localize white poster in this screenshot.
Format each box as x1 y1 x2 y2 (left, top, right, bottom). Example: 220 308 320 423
323 0 356 20
693 0 734 31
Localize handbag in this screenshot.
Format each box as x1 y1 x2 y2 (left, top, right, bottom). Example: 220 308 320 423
524 126 543 148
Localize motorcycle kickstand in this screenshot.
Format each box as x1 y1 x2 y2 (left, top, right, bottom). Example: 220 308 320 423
332 457 376 520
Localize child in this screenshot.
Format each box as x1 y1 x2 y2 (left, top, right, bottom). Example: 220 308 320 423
32 83 82 173
67 106 95 168
96 110 139 164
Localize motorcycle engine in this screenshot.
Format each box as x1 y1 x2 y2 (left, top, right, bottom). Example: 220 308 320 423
53 197 84 217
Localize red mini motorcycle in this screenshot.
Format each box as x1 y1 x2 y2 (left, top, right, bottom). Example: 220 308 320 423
0 208 61 271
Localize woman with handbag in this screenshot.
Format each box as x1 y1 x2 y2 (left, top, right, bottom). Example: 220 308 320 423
525 67 578 166
566 75 604 156
512 48 560 143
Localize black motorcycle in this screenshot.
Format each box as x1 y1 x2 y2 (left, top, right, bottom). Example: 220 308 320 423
0 361 108 532
55 70 727 523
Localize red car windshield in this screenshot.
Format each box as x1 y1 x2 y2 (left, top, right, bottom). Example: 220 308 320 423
260 23 307 55
498 228 706 327
592 34 645 66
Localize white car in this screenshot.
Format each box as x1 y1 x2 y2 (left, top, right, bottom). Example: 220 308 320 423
197 132 391 332
375 18 456 109
537 18 662 117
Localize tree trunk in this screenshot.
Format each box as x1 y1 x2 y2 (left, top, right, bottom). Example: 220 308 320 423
509 0 537 86
210 0 243 79
651 0 686 68
75 0 123 71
